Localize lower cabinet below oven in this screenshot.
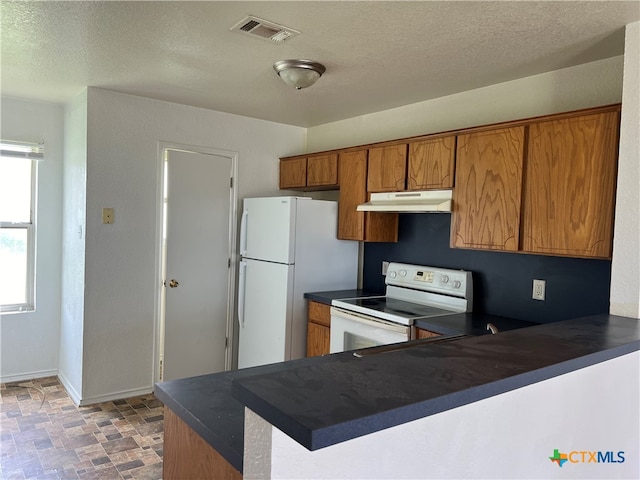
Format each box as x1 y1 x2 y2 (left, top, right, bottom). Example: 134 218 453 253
307 300 331 357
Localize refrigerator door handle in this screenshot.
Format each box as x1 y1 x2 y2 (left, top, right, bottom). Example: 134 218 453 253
238 260 247 328
239 209 249 257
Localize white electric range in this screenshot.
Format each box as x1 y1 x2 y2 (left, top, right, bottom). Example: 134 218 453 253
330 262 473 353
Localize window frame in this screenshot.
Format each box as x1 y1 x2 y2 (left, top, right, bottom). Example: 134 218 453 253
1 155 38 314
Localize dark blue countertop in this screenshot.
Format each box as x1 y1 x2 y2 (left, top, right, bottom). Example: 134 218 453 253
232 315 639 450
155 314 639 473
414 311 538 336
304 289 381 305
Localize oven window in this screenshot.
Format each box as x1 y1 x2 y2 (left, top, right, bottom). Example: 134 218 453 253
344 332 383 351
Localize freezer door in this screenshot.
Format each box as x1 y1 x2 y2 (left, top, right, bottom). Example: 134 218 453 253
241 197 303 264
238 259 295 369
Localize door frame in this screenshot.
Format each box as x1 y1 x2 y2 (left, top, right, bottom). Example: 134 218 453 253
153 141 239 383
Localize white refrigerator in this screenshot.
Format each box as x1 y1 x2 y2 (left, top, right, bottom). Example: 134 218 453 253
237 196 358 369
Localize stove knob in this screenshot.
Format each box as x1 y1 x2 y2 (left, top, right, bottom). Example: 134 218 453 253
388 271 397 279
399 269 407 277
441 275 449 284
452 280 462 289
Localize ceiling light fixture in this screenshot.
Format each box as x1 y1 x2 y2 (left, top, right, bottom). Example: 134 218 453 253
273 59 326 90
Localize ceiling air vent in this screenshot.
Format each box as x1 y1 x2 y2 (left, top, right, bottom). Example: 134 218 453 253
230 16 300 43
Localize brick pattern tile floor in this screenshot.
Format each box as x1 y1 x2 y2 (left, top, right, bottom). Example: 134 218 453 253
0 377 163 479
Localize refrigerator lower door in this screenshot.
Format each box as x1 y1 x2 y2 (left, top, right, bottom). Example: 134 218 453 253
238 258 295 369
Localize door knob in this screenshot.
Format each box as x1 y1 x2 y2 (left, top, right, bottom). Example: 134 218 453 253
168 279 179 288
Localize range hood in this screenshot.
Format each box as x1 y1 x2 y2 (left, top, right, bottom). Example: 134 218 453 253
357 190 452 213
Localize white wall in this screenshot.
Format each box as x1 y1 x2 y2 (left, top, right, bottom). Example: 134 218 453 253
0 97 63 382
610 22 640 318
78 88 305 403
58 90 88 402
306 56 624 152
245 351 640 479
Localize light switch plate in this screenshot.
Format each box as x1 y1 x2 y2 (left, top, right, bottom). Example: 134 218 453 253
102 208 114 224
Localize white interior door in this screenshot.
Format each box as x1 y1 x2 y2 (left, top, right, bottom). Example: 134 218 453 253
161 147 235 381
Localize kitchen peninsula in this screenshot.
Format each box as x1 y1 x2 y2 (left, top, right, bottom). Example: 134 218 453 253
155 314 639 479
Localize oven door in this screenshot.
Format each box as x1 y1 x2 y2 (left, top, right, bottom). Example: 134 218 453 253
329 306 410 353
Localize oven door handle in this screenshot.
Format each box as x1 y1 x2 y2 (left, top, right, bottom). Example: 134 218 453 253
330 306 409 333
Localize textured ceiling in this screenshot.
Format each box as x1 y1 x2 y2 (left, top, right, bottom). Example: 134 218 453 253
1 1 639 127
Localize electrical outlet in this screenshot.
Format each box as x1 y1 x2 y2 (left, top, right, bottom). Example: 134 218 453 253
382 261 389 276
532 279 546 301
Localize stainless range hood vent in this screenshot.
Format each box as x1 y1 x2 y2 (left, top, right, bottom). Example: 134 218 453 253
357 190 453 213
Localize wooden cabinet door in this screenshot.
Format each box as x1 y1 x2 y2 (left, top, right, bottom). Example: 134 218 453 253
307 154 338 188
408 136 456 189
451 127 525 251
164 409 242 480
367 144 407 192
338 150 368 240
306 301 331 357
338 150 398 242
306 322 330 357
279 158 307 189
522 111 619 258
308 301 331 327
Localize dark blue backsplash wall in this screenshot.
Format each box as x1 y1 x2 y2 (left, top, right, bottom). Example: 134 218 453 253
362 214 612 323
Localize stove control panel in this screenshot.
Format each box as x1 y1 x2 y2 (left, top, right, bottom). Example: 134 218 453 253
385 262 472 298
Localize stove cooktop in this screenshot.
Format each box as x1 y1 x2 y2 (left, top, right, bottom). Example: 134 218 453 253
332 263 473 326
332 296 460 325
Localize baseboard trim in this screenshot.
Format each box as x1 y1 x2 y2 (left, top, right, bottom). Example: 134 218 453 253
57 370 82 405
0 369 58 384
78 385 154 406
1 369 154 406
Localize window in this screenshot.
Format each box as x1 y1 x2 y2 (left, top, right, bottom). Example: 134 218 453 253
0 141 42 313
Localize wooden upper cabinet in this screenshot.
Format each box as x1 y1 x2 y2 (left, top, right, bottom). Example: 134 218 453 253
367 144 408 192
279 154 338 190
338 150 398 242
338 150 367 241
451 127 525 251
408 136 456 190
307 154 339 188
279 157 307 189
521 111 619 258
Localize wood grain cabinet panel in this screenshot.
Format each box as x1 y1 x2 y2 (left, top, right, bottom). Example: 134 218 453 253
306 321 330 357
408 136 456 189
307 154 338 188
521 111 619 258
279 158 307 189
415 328 440 339
367 144 408 192
451 127 525 251
337 150 398 242
338 150 367 241
164 408 242 480
306 300 331 357
308 300 331 327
